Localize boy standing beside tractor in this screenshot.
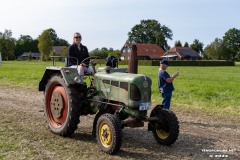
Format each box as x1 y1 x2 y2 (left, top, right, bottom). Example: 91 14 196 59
158 59 179 109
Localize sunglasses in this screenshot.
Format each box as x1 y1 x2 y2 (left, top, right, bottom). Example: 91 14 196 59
74 36 81 39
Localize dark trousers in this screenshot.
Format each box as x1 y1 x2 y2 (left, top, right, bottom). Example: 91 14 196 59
161 92 172 109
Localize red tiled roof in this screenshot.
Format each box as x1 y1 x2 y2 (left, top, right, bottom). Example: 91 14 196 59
53 46 67 55
122 42 165 59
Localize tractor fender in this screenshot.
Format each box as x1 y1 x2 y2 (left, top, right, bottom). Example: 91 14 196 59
38 66 80 91
148 105 164 131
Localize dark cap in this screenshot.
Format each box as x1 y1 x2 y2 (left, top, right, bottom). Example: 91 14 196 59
160 59 170 66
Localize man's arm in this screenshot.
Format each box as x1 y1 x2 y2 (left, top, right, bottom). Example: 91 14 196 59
166 71 179 83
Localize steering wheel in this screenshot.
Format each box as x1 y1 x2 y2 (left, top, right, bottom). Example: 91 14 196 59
81 56 102 72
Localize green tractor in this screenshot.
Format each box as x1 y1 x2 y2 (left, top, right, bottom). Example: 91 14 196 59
39 56 179 154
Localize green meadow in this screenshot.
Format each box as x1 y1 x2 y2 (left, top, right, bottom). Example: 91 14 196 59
0 61 239 116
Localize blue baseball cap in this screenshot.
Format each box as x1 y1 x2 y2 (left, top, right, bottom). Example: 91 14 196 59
160 59 170 66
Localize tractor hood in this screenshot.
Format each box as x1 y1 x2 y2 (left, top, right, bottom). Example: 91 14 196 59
95 72 147 83
94 71 152 109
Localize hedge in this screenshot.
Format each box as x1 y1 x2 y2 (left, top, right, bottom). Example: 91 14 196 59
118 60 235 66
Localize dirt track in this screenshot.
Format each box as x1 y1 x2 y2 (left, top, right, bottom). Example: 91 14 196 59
0 86 239 160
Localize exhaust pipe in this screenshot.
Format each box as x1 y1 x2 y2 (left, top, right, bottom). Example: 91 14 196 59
128 43 138 74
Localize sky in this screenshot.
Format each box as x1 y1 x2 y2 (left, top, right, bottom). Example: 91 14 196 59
1 0 240 51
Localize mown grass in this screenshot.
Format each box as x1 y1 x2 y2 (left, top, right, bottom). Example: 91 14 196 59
0 61 50 89
0 61 239 116
142 65 240 116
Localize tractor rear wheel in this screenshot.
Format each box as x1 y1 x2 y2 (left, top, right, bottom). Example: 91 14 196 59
44 75 81 137
151 109 179 146
96 113 122 154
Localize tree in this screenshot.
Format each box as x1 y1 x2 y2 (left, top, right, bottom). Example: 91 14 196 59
61 47 69 57
127 19 173 50
235 53 240 60
47 28 58 44
109 50 121 58
15 35 39 58
47 28 69 46
174 40 182 47
89 47 119 58
89 48 108 58
190 39 204 54
0 29 16 60
28 52 33 61
56 38 69 46
38 30 53 61
184 42 189 47
222 28 240 60
89 48 101 57
204 38 227 60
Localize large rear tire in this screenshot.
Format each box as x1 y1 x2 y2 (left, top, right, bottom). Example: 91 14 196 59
150 108 179 146
96 114 122 154
44 75 81 137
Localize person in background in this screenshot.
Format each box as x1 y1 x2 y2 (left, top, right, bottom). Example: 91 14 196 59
158 59 179 109
68 32 94 82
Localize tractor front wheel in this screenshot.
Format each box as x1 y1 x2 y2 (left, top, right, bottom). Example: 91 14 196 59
44 75 81 137
96 114 122 154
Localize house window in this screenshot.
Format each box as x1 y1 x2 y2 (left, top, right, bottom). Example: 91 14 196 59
128 48 131 53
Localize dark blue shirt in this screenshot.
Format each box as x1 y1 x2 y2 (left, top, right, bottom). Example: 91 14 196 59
158 69 174 93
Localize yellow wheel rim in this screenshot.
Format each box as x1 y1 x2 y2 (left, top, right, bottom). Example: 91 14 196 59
99 122 112 148
155 123 169 139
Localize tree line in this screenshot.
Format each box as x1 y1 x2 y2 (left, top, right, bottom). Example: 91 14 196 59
1 19 240 61
0 28 121 61
0 28 69 61
204 28 240 60
173 28 240 60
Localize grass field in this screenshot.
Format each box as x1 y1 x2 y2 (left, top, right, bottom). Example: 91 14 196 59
0 61 240 116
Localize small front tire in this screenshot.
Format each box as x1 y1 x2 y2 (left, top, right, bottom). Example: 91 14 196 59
96 114 122 154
